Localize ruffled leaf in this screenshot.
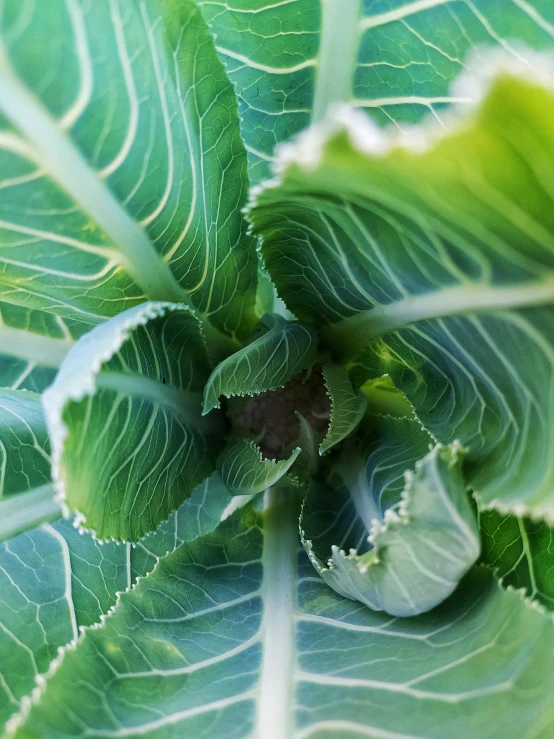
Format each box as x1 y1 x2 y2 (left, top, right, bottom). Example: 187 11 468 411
217 438 301 495
249 59 554 521
197 1 550 183
43 302 223 542
302 417 480 616
320 363 366 454
203 314 318 414
12 496 554 739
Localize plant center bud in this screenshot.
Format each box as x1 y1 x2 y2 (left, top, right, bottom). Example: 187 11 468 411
231 366 331 459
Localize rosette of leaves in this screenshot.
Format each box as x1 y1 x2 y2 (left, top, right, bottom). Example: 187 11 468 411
1 1 554 737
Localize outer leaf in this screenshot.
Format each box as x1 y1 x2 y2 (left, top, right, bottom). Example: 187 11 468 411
197 0 554 182
217 438 301 495
249 63 554 520
43 302 223 541
14 494 554 739
319 362 366 454
480 510 554 611
129 473 232 579
0 388 60 540
203 314 318 413
0 521 127 729
0 0 256 340
303 418 479 616
0 474 231 729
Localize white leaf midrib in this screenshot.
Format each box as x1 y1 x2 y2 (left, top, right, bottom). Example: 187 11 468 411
0 43 187 306
0 325 72 367
255 489 298 739
323 277 554 359
0 484 60 541
94 371 219 435
312 0 361 122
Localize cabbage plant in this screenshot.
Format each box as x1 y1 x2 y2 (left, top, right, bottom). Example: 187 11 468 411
1 1 554 737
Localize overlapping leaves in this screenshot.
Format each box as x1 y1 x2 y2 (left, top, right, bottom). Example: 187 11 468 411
0 475 231 729
249 65 554 522
203 314 318 413
303 417 480 617
198 0 554 182
1 1 554 737
43 302 223 541
11 497 554 739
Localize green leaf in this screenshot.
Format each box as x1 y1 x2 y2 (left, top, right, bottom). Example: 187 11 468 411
294 411 320 476
480 510 554 611
0 521 128 730
43 301 223 542
203 314 318 414
129 473 233 579
0 388 60 540
0 389 51 499
319 363 366 454
360 375 415 418
0 0 256 340
14 494 554 739
254 266 277 318
197 0 554 182
249 63 554 521
0 473 231 729
303 418 480 616
217 438 301 495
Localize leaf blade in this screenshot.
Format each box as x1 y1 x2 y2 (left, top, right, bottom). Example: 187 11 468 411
0 473 232 729
197 0 554 182
13 497 554 739
249 63 554 519
319 363 366 454
43 302 223 541
0 0 257 339
217 438 301 495
203 314 318 414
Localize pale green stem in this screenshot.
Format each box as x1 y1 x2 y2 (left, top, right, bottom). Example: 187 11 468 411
255 488 299 739
322 278 554 362
313 0 361 122
0 484 61 542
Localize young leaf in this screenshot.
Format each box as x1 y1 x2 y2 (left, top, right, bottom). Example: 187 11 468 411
43 302 223 542
203 314 318 413
0 0 256 340
197 0 552 182
249 62 554 521
319 362 366 454
0 474 231 729
217 438 301 495
0 389 59 540
360 375 415 418
0 521 126 730
13 495 554 739
480 510 554 611
303 418 479 616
